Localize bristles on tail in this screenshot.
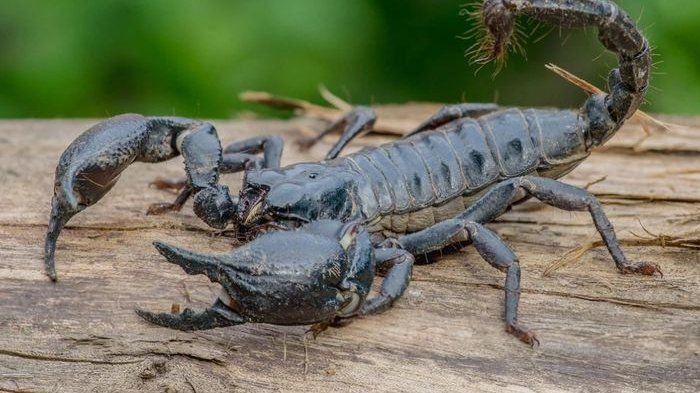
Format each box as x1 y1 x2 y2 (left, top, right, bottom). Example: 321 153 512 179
461 0 525 75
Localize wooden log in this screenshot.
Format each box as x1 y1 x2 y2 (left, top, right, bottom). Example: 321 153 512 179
0 114 697 392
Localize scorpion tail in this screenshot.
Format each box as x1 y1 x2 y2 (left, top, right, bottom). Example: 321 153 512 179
478 0 651 146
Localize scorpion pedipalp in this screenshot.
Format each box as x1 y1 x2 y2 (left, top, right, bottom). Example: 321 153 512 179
138 220 382 330
152 241 227 282
43 115 238 280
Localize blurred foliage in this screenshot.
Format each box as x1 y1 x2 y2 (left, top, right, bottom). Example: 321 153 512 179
0 0 698 118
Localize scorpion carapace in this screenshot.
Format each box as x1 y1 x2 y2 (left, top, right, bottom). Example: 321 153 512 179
46 0 658 346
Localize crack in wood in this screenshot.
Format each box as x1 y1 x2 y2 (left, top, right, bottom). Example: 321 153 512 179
0 349 140 366
410 278 698 311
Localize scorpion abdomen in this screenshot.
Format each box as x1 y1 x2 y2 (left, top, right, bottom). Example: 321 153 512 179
343 107 590 236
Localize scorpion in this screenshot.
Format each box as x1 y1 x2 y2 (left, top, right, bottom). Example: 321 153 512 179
44 0 660 346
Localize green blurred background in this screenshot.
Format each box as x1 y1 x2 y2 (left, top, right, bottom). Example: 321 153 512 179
1 0 698 118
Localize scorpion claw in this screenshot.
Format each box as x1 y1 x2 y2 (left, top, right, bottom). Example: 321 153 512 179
136 301 244 331
45 196 76 281
152 241 224 281
506 322 539 348
621 262 663 277
140 220 377 331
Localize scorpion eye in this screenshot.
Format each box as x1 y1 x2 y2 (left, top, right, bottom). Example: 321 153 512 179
308 173 317 179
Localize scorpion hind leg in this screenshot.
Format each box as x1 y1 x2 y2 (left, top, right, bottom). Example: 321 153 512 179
460 176 662 276
300 103 500 159
398 219 538 346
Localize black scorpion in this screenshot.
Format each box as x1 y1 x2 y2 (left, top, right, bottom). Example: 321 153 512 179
45 0 660 346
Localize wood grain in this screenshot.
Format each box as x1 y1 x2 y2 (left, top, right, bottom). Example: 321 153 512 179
0 113 698 392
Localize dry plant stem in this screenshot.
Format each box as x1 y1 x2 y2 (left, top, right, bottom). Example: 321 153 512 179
544 228 700 276
240 89 415 136
583 175 607 190
239 91 341 122
545 63 673 133
318 84 353 111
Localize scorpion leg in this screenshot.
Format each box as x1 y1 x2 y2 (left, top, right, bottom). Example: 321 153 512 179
313 246 414 334
461 176 662 276
298 106 377 160
398 219 538 346
223 135 284 169
359 247 414 316
147 135 284 215
146 187 194 215
150 177 187 192
146 152 258 216
404 103 500 138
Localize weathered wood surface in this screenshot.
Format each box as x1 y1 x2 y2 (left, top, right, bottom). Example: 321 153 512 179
0 110 698 392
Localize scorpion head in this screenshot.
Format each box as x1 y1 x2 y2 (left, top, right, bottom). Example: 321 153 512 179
237 163 359 230
136 219 375 330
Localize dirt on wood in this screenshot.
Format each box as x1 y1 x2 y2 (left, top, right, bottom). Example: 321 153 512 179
0 108 698 392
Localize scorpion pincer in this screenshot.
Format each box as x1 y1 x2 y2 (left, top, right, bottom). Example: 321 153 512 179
45 0 659 346
135 220 407 331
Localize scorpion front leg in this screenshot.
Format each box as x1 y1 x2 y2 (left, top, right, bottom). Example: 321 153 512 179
398 219 538 346
148 135 284 216
462 176 662 276
312 239 414 335
359 247 414 316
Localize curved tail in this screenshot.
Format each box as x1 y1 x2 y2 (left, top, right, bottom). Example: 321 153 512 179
477 0 651 147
